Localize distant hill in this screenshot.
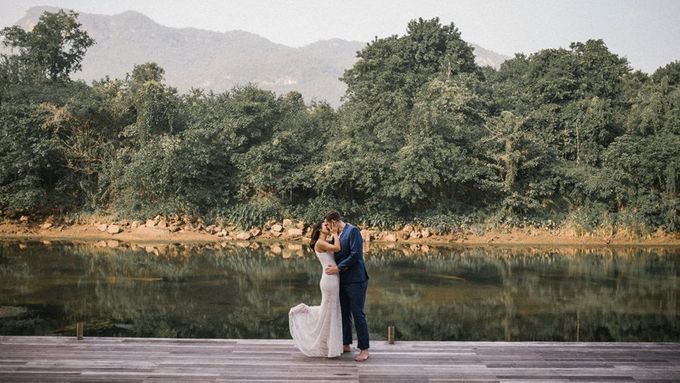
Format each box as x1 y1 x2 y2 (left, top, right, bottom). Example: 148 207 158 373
9 6 508 107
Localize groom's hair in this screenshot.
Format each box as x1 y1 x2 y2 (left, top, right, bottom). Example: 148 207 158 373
324 210 342 222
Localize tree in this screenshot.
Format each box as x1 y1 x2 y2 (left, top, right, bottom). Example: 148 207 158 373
0 10 94 81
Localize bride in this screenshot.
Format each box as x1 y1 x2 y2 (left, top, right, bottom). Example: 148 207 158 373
288 221 343 358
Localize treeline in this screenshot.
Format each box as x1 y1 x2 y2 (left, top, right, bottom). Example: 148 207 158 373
1 10 678 233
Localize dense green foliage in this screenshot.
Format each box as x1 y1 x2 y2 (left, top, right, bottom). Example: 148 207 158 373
1 12 678 233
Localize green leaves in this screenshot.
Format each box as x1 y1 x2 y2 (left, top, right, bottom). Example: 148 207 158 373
0 10 94 81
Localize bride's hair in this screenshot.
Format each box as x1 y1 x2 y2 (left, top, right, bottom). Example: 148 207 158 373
309 222 323 251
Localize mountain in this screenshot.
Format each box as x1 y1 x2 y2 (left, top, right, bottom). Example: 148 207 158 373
8 6 508 107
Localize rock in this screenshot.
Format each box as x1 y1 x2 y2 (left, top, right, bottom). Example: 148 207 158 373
205 224 216 234
249 228 262 237
402 225 414 234
157 220 167 229
271 231 282 238
361 230 373 242
106 240 120 248
131 220 141 229
106 224 122 234
409 231 422 239
421 228 431 238
95 240 107 247
282 219 293 227
41 222 53 230
287 244 303 251
271 224 283 232
236 232 251 240
183 224 193 232
145 219 156 227
96 224 108 232
400 231 409 240
19 215 29 224
287 228 304 237
270 245 282 254
168 225 181 233
218 229 227 237
295 221 305 230
385 233 398 242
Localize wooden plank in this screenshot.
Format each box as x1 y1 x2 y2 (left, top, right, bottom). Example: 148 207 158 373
0 336 678 381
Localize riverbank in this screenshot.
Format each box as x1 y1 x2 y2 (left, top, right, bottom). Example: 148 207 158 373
1 216 679 246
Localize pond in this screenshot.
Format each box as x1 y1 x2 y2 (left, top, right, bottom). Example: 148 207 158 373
0 240 678 342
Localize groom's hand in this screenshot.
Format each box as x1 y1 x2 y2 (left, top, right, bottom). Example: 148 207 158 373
325 265 340 275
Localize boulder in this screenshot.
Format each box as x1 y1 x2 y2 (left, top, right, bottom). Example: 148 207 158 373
249 228 262 237
168 225 181 233
236 232 251 240
131 220 141 229
295 221 305 230
19 215 29 224
270 224 283 232
41 222 53 230
421 228 431 238
205 224 216 234
96 224 108 232
106 225 122 234
106 240 120 248
282 218 293 227
287 228 304 237
270 245 282 254
402 224 415 234
409 231 422 239
385 233 398 242
360 230 373 242
145 219 156 227
157 220 167 229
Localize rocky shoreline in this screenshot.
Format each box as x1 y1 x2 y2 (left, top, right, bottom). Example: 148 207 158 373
1 214 679 247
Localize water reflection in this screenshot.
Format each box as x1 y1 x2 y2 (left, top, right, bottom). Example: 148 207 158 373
0 240 678 341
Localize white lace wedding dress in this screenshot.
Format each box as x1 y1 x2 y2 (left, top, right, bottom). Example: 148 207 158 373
289 251 343 358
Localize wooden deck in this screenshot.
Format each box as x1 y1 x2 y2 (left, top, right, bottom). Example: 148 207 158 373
1 336 679 382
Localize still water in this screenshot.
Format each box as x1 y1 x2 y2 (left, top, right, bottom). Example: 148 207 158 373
0 240 678 341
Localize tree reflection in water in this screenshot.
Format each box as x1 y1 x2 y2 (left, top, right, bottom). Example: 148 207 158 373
0 240 678 341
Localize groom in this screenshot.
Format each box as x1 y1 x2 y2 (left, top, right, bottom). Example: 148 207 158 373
324 210 370 362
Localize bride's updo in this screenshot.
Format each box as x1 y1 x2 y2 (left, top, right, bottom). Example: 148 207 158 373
309 222 323 251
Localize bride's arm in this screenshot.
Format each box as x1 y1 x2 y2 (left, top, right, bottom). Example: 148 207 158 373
317 233 341 252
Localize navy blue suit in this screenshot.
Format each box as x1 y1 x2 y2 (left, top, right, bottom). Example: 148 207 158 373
335 223 369 349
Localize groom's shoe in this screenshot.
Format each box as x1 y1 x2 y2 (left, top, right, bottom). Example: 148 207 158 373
343 345 351 353
354 349 369 362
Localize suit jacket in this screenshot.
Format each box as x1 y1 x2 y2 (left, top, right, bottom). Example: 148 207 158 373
334 223 369 285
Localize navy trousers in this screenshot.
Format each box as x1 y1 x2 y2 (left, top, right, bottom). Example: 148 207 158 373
339 281 369 350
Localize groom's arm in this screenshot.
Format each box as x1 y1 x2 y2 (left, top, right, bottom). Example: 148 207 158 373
336 227 362 272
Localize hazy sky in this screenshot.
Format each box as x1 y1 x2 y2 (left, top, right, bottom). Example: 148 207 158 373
1 0 679 73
